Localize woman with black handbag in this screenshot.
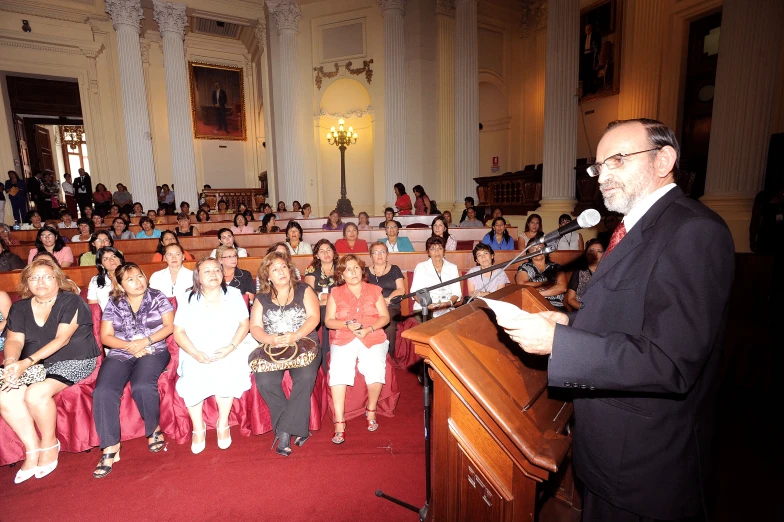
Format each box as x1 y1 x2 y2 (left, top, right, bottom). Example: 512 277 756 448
249 251 321 457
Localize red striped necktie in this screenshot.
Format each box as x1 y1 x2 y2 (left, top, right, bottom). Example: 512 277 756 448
604 222 627 257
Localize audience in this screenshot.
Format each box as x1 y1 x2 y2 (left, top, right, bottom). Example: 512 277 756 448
305 239 338 369
565 238 604 310
86 247 125 311
410 236 461 319
393 183 412 215
277 201 287 212
0 238 24 272
514 242 567 309
442 210 453 227
459 207 484 228
57 212 77 230
0 223 20 245
484 207 503 226
322 210 344 231
112 184 133 214
216 199 229 214
412 185 432 215
211 229 248 258
482 217 515 250
6 171 27 224
378 207 402 229
258 213 279 233
335 222 368 254
92 214 105 230
173 258 253 454
135 216 161 239
521 213 544 247
131 202 144 217
459 197 475 223
285 221 312 255
71 218 94 243
292 201 302 212
151 231 194 262
301 203 312 218
109 217 133 241
596 212 622 248
555 214 584 251
325 254 390 444
357 212 372 230
430 215 457 251
93 183 112 216
149 243 194 298
27 226 74 267
217 245 255 301
195 209 210 223
179 201 193 216
0 289 10 348
250 252 321 456
383 220 414 252
175 213 199 237
465 244 509 298
80 231 114 266
158 185 175 213
0 258 100 483
92 262 174 478
21 210 44 231
82 206 95 221
231 213 254 235
366 242 405 355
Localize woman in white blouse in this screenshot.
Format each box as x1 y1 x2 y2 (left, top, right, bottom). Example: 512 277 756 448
148 244 194 298
87 247 125 310
210 228 248 258
409 236 462 319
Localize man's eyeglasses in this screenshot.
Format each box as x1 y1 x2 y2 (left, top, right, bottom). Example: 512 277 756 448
586 147 661 177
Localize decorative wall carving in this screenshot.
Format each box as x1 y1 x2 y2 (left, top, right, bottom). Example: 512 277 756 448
435 0 456 17
536 3 548 31
140 40 151 65
152 0 188 37
313 60 374 90
319 106 373 119
105 0 145 30
376 0 407 14
254 19 267 53
267 1 302 34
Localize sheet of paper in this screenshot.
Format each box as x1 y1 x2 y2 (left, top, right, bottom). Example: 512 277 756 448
479 297 529 322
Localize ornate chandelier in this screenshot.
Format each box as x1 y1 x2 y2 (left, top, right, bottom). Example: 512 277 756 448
58 125 86 152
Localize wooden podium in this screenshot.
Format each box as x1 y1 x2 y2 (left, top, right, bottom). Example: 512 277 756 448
403 285 580 521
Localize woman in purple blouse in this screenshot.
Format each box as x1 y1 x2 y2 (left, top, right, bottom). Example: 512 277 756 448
92 263 174 479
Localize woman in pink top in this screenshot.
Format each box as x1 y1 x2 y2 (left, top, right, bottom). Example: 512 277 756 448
230 213 254 235
324 254 390 444
334 223 368 254
27 226 74 267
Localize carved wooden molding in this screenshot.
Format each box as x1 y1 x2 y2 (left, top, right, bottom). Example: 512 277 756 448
313 59 374 90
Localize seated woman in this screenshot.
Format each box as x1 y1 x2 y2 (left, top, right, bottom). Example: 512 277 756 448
357 212 372 231
0 223 21 245
277 201 287 212
0 258 100 483
515 242 567 309
195 209 210 223
149 243 194 299
565 239 604 310
0 238 25 272
301 203 312 219
250 252 321 457
0 290 10 349
28 226 74 267
520 213 544 248
210 228 248 258
442 210 453 227
135 216 161 239
484 207 504 226
93 183 113 216
20 210 44 231
465 244 510 298
410 236 462 319
555 214 585 251
292 201 302 212
258 213 279 233
261 203 273 214
71 218 94 243
265 242 301 281
430 215 457 251
151 231 195 262
216 199 229 215
175 213 199 237
131 202 144 218
366 242 405 355
109 217 134 241
324 254 390 444
87 247 125 310
304 239 338 370
237 202 254 222
92 263 174 478
335 222 368 254
482 217 515 251
57 212 77 230
285 221 312 255
216 245 255 301
231 213 254 235
79 231 114 267
322 210 344 231
383 220 414 252
173 258 254 454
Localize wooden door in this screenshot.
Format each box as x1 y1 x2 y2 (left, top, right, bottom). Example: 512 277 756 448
35 125 55 175
12 115 32 179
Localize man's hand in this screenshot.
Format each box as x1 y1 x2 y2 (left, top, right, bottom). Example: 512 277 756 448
497 310 568 356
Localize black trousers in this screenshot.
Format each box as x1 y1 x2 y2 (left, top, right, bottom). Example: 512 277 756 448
319 305 330 372
92 351 170 448
385 305 401 356
582 488 704 522
254 351 321 439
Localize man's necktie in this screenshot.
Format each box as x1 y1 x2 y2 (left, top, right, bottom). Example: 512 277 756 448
604 222 627 257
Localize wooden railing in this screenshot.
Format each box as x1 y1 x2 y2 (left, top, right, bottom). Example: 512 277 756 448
474 165 542 215
202 188 267 212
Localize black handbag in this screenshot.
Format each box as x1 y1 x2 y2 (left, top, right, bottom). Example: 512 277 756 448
248 337 319 373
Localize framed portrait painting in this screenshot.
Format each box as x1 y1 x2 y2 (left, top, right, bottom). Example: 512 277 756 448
188 62 247 141
579 0 622 101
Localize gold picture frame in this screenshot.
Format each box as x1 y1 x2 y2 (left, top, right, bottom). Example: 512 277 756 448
188 61 247 141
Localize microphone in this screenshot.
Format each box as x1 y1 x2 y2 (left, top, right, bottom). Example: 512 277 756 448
533 209 601 246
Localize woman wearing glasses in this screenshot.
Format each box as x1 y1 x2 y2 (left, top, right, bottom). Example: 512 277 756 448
149 244 194 299
79 231 114 267
216 245 255 301
0 258 100 483
27 226 74 267
409 236 461 319
366 242 405 355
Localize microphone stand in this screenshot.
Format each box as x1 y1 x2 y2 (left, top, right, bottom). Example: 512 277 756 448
374 243 556 520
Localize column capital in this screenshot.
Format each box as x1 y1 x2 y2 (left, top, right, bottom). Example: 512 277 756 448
435 0 455 17
267 1 302 35
254 19 267 53
153 0 188 38
105 0 144 32
377 0 407 16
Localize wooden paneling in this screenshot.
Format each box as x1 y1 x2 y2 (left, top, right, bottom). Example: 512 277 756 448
35 125 55 175
6 76 83 117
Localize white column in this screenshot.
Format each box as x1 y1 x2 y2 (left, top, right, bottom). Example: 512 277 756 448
254 19 277 200
540 0 579 210
153 0 199 207
454 0 479 205
436 0 455 208
377 0 408 205
617 0 665 119
105 0 158 211
267 1 305 205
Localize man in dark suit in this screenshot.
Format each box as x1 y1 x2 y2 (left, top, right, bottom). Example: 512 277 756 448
212 81 228 133
499 118 734 521
581 23 601 96
73 167 92 216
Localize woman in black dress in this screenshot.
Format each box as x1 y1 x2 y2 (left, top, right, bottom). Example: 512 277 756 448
304 239 338 370
365 241 405 355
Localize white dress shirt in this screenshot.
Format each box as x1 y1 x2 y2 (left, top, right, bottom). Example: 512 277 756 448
623 183 677 232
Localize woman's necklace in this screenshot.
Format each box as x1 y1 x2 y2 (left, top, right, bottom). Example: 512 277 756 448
562 233 574 249
274 285 292 313
371 263 388 283
432 259 443 283
480 269 494 291
34 295 57 306
290 240 301 254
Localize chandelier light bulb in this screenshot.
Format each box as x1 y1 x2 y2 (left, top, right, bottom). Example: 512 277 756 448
330 126 335 132
338 118 345 125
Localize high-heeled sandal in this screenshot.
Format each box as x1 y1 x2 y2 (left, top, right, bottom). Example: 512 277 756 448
148 429 166 453
271 431 291 457
14 448 40 484
332 419 346 444
35 440 60 479
365 408 379 432
294 432 312 447
191 423 206 454
217 424 232 450
93 446 120 479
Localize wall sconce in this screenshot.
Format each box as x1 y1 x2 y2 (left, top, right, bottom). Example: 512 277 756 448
22 20 31 33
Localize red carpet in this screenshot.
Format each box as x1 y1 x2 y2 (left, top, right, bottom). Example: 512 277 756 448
1 368 426 522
